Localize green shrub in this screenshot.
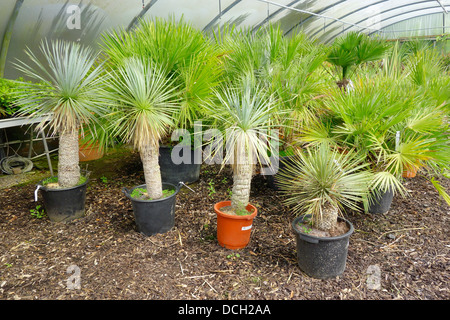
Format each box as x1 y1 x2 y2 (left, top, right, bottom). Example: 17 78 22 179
0 78 20 118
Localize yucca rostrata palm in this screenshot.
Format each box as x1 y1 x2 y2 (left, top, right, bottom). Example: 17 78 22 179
14 40 105 188
101 16 222 131
102 58 179 199
205 79 280 212
276 144 372 232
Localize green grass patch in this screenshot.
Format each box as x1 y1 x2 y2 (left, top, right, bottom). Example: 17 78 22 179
130 187 175 200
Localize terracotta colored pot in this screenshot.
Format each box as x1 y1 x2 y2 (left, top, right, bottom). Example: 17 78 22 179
402 164 418 178
214 200 257 250
79 141 104 162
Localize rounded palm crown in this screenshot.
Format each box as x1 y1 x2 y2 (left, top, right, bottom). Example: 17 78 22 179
102 57 179 151
276 144 372 230
14 39 106 135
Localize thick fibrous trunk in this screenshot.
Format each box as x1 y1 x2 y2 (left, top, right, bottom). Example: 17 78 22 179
140 142 163 199
231 148 253 210
316 203 339 231
58 129 80 188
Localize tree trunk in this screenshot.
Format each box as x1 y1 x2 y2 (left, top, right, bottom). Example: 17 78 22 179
231 147 253 211
140 142 163 199
315 203 339 232
58 129 80 188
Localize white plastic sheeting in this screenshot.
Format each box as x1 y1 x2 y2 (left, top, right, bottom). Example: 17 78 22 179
0 0 449 78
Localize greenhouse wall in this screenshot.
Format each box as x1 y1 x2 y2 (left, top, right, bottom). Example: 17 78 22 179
0 0 449 79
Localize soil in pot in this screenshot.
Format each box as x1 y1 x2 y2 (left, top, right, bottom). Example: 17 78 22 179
38 174 89 223
292 215 354 279
214 201 257 250
123 183 179 236
296 218 349 238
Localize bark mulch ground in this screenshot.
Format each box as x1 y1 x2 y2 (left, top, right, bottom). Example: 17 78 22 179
0 146 449 301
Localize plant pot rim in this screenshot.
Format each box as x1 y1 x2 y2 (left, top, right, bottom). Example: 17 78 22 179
123 183 180 203
37 172 90 192
214 200 257 220
291 214 354 242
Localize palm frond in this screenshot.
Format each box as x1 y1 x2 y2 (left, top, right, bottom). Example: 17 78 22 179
13 39 106 135
277 144 373 227
101 58 179 151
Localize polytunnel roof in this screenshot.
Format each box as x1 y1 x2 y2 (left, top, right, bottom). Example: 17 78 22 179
1 0 449 78
255 0 450 41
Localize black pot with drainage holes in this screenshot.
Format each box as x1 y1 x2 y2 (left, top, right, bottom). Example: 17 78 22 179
292 214 354 279
122 182 180 236
37 175 89 223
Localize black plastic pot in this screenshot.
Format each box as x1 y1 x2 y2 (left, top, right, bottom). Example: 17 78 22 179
266 155 295 190
292 215 354 279
159 145 201 185
37 177 89 223
123 183 180 236
368 188 394 214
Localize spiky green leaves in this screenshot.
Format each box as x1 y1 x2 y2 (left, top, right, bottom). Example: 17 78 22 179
277 144 372 229
327 32 389 81
205 80 281 170
101 58 179 151
14 39 106 135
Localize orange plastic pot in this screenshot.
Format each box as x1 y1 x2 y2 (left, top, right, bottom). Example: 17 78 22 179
402 165 418 178
214 201 257 250
79 141 104 162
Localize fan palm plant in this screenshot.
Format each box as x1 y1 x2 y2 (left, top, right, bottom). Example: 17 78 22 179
276 144 372 232
101 57 179 200
101 15 222 131
326 31 389 89
215 24 328 152
13 39 106 188
300 79 450 207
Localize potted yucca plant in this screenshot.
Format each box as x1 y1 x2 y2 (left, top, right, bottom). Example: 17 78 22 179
14 40 105 222
204 79 281 249
101 57 182 236
276 144 372 279
101 16 222 185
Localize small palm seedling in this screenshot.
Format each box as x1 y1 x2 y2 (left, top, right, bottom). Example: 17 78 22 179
30 205 45 219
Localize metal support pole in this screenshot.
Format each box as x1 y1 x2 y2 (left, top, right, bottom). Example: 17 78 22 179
39 129 53 176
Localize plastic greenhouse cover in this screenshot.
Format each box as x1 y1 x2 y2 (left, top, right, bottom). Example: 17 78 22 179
0 0 449 78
